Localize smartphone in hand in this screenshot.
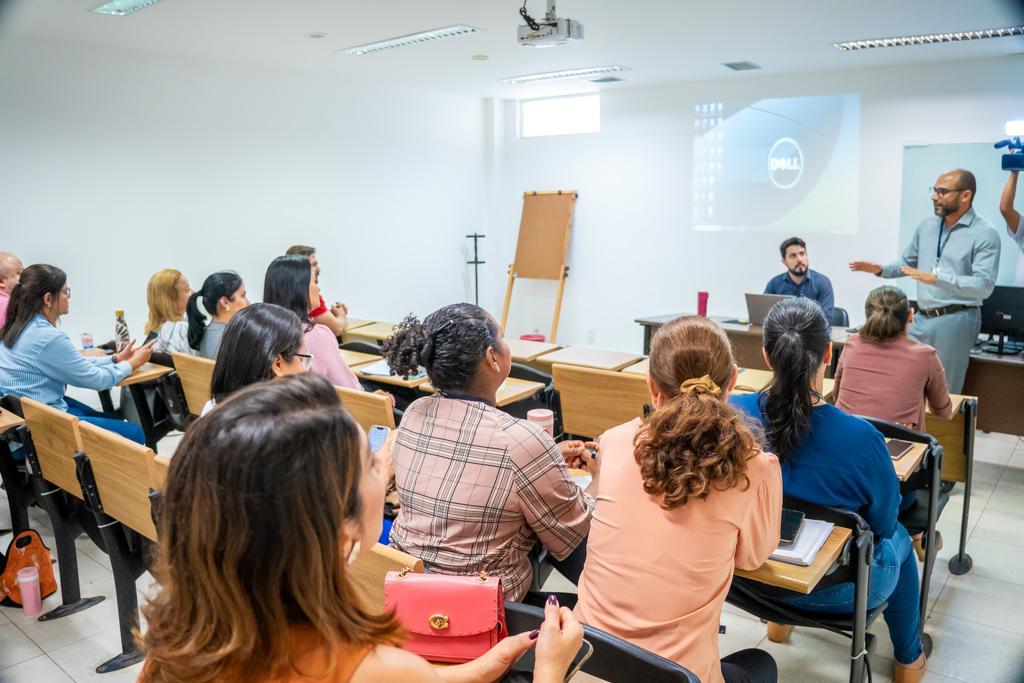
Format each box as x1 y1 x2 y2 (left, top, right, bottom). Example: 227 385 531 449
368 425 391 453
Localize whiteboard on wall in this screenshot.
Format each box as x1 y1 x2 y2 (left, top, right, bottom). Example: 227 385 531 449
900 143 1024 287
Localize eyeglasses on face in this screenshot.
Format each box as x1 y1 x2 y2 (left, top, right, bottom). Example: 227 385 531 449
929 186 964 197
294 352 313 370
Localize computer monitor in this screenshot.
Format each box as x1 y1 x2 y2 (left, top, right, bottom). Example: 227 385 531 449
980 285 1024 354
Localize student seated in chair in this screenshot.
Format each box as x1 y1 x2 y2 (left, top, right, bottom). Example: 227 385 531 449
286 244 350 337
574 315 781 683
139 373 584 683
145 268 194 355
730 298 926 683
186 270 250 360
201 303 310 416
382 303 596 603
0 264 154 443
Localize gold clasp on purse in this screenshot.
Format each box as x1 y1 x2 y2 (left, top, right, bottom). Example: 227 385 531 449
397 567 411 579
428 614 449 630
476 571 488 583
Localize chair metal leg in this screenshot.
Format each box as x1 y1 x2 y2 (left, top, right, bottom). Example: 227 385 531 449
850 537 871 683
949 400 975 575
919 446 942 629
0 440 30 535
35 489 107 620
93 516 145 673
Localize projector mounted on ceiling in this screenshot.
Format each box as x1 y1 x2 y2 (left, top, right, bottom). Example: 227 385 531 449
518 0 583 47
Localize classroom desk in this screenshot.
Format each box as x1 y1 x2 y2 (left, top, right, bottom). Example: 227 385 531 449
117 363 174 452
534 346 642 372
340 349 382 368
504 337 562 363
344 318 373 331
734 526 852 594
891 441 928 482
419 378 546 408
355 366 429 389
621 358 648 375
343 322 396 345
0 408 24 436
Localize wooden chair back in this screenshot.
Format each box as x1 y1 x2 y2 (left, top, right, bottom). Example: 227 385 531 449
172 353 215 416
551 364 651 439
20 397 85 499
349 543 423 613
149 454 171 492
78 421 159 541
335 386 396 431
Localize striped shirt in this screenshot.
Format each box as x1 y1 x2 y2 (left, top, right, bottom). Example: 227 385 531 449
0 314 131 411
390 395 594 601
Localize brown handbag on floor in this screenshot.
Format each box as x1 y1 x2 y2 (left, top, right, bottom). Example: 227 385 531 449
0 530 58 606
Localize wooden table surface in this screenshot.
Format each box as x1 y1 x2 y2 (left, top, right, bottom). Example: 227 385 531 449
891 440 928 482
535 346 642 372
735 526 852 594
344 318 374 331
340 349 382 368
117 363 173 387
622 358 649 375
418 377 545 408
504 337 563 362
0 408 24 436
346 322 396 342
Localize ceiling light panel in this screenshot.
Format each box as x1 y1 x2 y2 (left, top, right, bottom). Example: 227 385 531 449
91 0 161 15
834 26 1024 51
341 25 479 55
502 65 629 85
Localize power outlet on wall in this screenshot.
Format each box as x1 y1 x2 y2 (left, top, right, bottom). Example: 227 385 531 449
586 329 596 344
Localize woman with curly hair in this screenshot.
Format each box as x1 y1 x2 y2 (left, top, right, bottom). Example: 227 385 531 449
574 315 781 683
382 303 595 605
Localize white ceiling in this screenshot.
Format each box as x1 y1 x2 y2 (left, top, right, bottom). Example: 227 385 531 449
2 0 1023 98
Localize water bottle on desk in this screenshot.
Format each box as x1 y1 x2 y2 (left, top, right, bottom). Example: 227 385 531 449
114 309 131 353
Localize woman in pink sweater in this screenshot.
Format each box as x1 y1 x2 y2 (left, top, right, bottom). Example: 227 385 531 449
834 286 954 430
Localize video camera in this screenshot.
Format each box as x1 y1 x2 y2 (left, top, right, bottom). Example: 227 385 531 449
996 120 1024 171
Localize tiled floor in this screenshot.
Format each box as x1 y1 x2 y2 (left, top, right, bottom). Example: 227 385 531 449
2 430 1024 682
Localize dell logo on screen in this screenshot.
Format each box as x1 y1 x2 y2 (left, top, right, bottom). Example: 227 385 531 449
768 137 803 190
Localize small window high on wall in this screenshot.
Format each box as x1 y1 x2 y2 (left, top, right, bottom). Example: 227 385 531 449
519 94 600 138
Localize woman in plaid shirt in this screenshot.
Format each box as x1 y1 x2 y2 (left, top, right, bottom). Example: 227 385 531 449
382 304 596 603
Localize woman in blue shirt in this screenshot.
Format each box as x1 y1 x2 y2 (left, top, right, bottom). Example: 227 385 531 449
730 298 926 683
0 264 154 443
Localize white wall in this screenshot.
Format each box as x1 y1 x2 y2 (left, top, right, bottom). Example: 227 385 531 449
491 55 1024 352
0 36 487 344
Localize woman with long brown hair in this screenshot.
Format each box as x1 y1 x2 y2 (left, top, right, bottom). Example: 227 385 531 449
574 316 781 683
141 372 583 682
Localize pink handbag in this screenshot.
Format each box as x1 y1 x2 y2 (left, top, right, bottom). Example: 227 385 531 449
384 568 507 663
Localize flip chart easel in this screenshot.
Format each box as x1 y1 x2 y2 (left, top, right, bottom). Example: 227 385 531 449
500 190 577 343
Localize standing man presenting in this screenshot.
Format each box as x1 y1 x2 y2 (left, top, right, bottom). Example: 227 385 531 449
850 169 1001 393
765 237 835 321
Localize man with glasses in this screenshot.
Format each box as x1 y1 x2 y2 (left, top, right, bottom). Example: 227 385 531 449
849 169 1000 392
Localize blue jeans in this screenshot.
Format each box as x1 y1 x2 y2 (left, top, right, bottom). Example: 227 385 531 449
65 396 145 445
776 523 922 665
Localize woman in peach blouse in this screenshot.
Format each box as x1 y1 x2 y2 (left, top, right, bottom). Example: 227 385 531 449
574 316 782 683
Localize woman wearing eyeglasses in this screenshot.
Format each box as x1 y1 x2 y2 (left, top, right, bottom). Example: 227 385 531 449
0 264 154 443
201 303 311 416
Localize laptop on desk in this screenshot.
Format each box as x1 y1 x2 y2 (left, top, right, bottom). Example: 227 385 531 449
744 293 793 326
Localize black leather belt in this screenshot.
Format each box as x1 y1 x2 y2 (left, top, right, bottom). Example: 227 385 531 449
919 304 977 318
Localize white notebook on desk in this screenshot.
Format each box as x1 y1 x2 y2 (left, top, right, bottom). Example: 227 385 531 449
357 359 425 379
769 518 835 566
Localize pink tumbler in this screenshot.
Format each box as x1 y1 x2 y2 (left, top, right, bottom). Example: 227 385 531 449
17 566 41 616
697 291 709 317
526 409 554 436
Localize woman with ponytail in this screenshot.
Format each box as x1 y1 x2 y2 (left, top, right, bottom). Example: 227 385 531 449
186 271 249 359
834 286 953 430
730 298 926 683
381 303 595 603
574 315 781 683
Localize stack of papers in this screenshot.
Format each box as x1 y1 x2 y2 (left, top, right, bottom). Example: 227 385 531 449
769 518 835 566
358 359 425 379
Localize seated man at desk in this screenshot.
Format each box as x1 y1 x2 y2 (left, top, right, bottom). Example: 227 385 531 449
764 237 835 321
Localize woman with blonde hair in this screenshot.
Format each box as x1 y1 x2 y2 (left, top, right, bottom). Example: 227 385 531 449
145 268 194 355
574 315 781 683
140 373 583 683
